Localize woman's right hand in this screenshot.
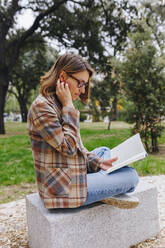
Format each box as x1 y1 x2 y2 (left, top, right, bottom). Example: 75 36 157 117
56 80 74 108
100 157 118 171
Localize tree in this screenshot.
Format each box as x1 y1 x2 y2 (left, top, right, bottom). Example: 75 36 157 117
59 0 138 126
90 75 122 129
140 1 165 53
9 35 58 122
0 0 96 134
84 0 138 119
118 26 165 153
0 0 144 134
46 1 139 74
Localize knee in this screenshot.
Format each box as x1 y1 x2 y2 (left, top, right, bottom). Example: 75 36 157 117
127 167 139 192
99 146 111 152
130 167 139 186
100 146 111 157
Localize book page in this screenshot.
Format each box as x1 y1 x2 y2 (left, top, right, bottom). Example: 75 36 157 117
105 133 147 174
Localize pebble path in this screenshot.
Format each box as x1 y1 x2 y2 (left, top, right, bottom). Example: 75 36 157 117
0 175 165 248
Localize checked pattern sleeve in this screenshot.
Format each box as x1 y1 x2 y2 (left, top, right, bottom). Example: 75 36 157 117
30 100 80 157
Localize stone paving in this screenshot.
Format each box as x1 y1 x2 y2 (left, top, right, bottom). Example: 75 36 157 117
0 175 165 248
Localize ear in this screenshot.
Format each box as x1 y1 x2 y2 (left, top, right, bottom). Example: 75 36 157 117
59 70 67 83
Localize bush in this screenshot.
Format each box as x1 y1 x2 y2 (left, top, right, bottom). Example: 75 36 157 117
80 112 87 122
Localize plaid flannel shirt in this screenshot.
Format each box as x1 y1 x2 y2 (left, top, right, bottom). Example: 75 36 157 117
27 94 102 208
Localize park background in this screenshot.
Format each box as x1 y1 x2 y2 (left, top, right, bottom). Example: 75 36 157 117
0 0 165 203
0 1 165 247
0 0 165 208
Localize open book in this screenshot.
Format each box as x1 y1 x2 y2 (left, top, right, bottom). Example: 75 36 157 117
105 133 148 174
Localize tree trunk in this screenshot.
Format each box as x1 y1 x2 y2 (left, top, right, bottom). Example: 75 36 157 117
151 130 159 153
108 119 111 130
144 140 150 153
112 97 118 121
107 112 112 130
17 97 28 122
0 71 9 134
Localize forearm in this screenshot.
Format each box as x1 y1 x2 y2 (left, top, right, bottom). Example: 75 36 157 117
29 100 80 157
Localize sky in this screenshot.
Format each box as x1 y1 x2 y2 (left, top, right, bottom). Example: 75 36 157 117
16 9 34 29
16 7 66 52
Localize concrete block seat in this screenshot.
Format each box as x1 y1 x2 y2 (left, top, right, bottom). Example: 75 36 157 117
26 180 160 248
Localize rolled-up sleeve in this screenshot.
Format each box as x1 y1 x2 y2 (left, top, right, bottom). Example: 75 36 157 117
86 152 102 173
30 101 80 157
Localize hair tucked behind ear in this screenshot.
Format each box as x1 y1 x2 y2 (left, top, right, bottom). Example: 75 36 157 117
40 53 94 104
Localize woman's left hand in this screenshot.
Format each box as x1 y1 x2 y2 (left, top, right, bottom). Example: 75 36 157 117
100 157 118 171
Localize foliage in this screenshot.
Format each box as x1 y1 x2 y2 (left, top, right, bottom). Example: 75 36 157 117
8 34 45 121
10 38 58 122
115 97 135 122
5 89 20 114
90 75 123 128
74 100 87 121
140 2 165 52
116 24 165 153
80 113 87 122
0 0 164 137
90 78 110 122
0 0 101 133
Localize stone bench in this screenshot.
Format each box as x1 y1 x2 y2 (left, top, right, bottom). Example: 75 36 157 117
26 180 160 248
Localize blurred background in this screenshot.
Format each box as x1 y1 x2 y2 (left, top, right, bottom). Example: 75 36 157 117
0 1 165 200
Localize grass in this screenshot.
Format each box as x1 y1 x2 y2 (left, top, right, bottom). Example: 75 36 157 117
0 121 165 187
0 122 28 138
0 135 34 185
80 128 131 151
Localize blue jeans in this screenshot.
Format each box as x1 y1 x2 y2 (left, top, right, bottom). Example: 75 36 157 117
82 146 139 206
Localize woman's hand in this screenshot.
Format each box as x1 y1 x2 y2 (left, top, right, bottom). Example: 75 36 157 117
56 80 74 108
100 157 118 171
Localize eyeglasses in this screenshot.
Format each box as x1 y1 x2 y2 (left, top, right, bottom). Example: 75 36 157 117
66 72 88 89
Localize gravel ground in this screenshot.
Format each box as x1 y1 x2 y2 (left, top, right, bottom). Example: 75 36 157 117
0 175 165 248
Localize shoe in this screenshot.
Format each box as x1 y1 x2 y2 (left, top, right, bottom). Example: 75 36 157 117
101 194 139 209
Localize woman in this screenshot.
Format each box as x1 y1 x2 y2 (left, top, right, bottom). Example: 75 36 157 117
27 53 139 209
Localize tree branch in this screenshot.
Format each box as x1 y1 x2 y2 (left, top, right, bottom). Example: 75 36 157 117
70 0 95 7
0 0 21 38
7 0 68 70
18 0 68 45
8 88 18 99
100 0 109 26
7 0 94 70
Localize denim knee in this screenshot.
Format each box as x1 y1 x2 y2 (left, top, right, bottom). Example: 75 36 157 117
130 167 139 186
126 167 139 192
99 146 111 152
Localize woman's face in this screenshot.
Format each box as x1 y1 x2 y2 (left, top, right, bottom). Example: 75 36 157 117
60 70 89 101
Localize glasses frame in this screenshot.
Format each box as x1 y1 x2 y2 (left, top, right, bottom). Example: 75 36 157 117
66 72 88 89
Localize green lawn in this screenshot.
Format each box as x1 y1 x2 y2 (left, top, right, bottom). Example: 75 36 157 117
0 121 165 187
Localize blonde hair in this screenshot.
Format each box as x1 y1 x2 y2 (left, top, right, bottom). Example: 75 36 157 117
40 53 94 104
